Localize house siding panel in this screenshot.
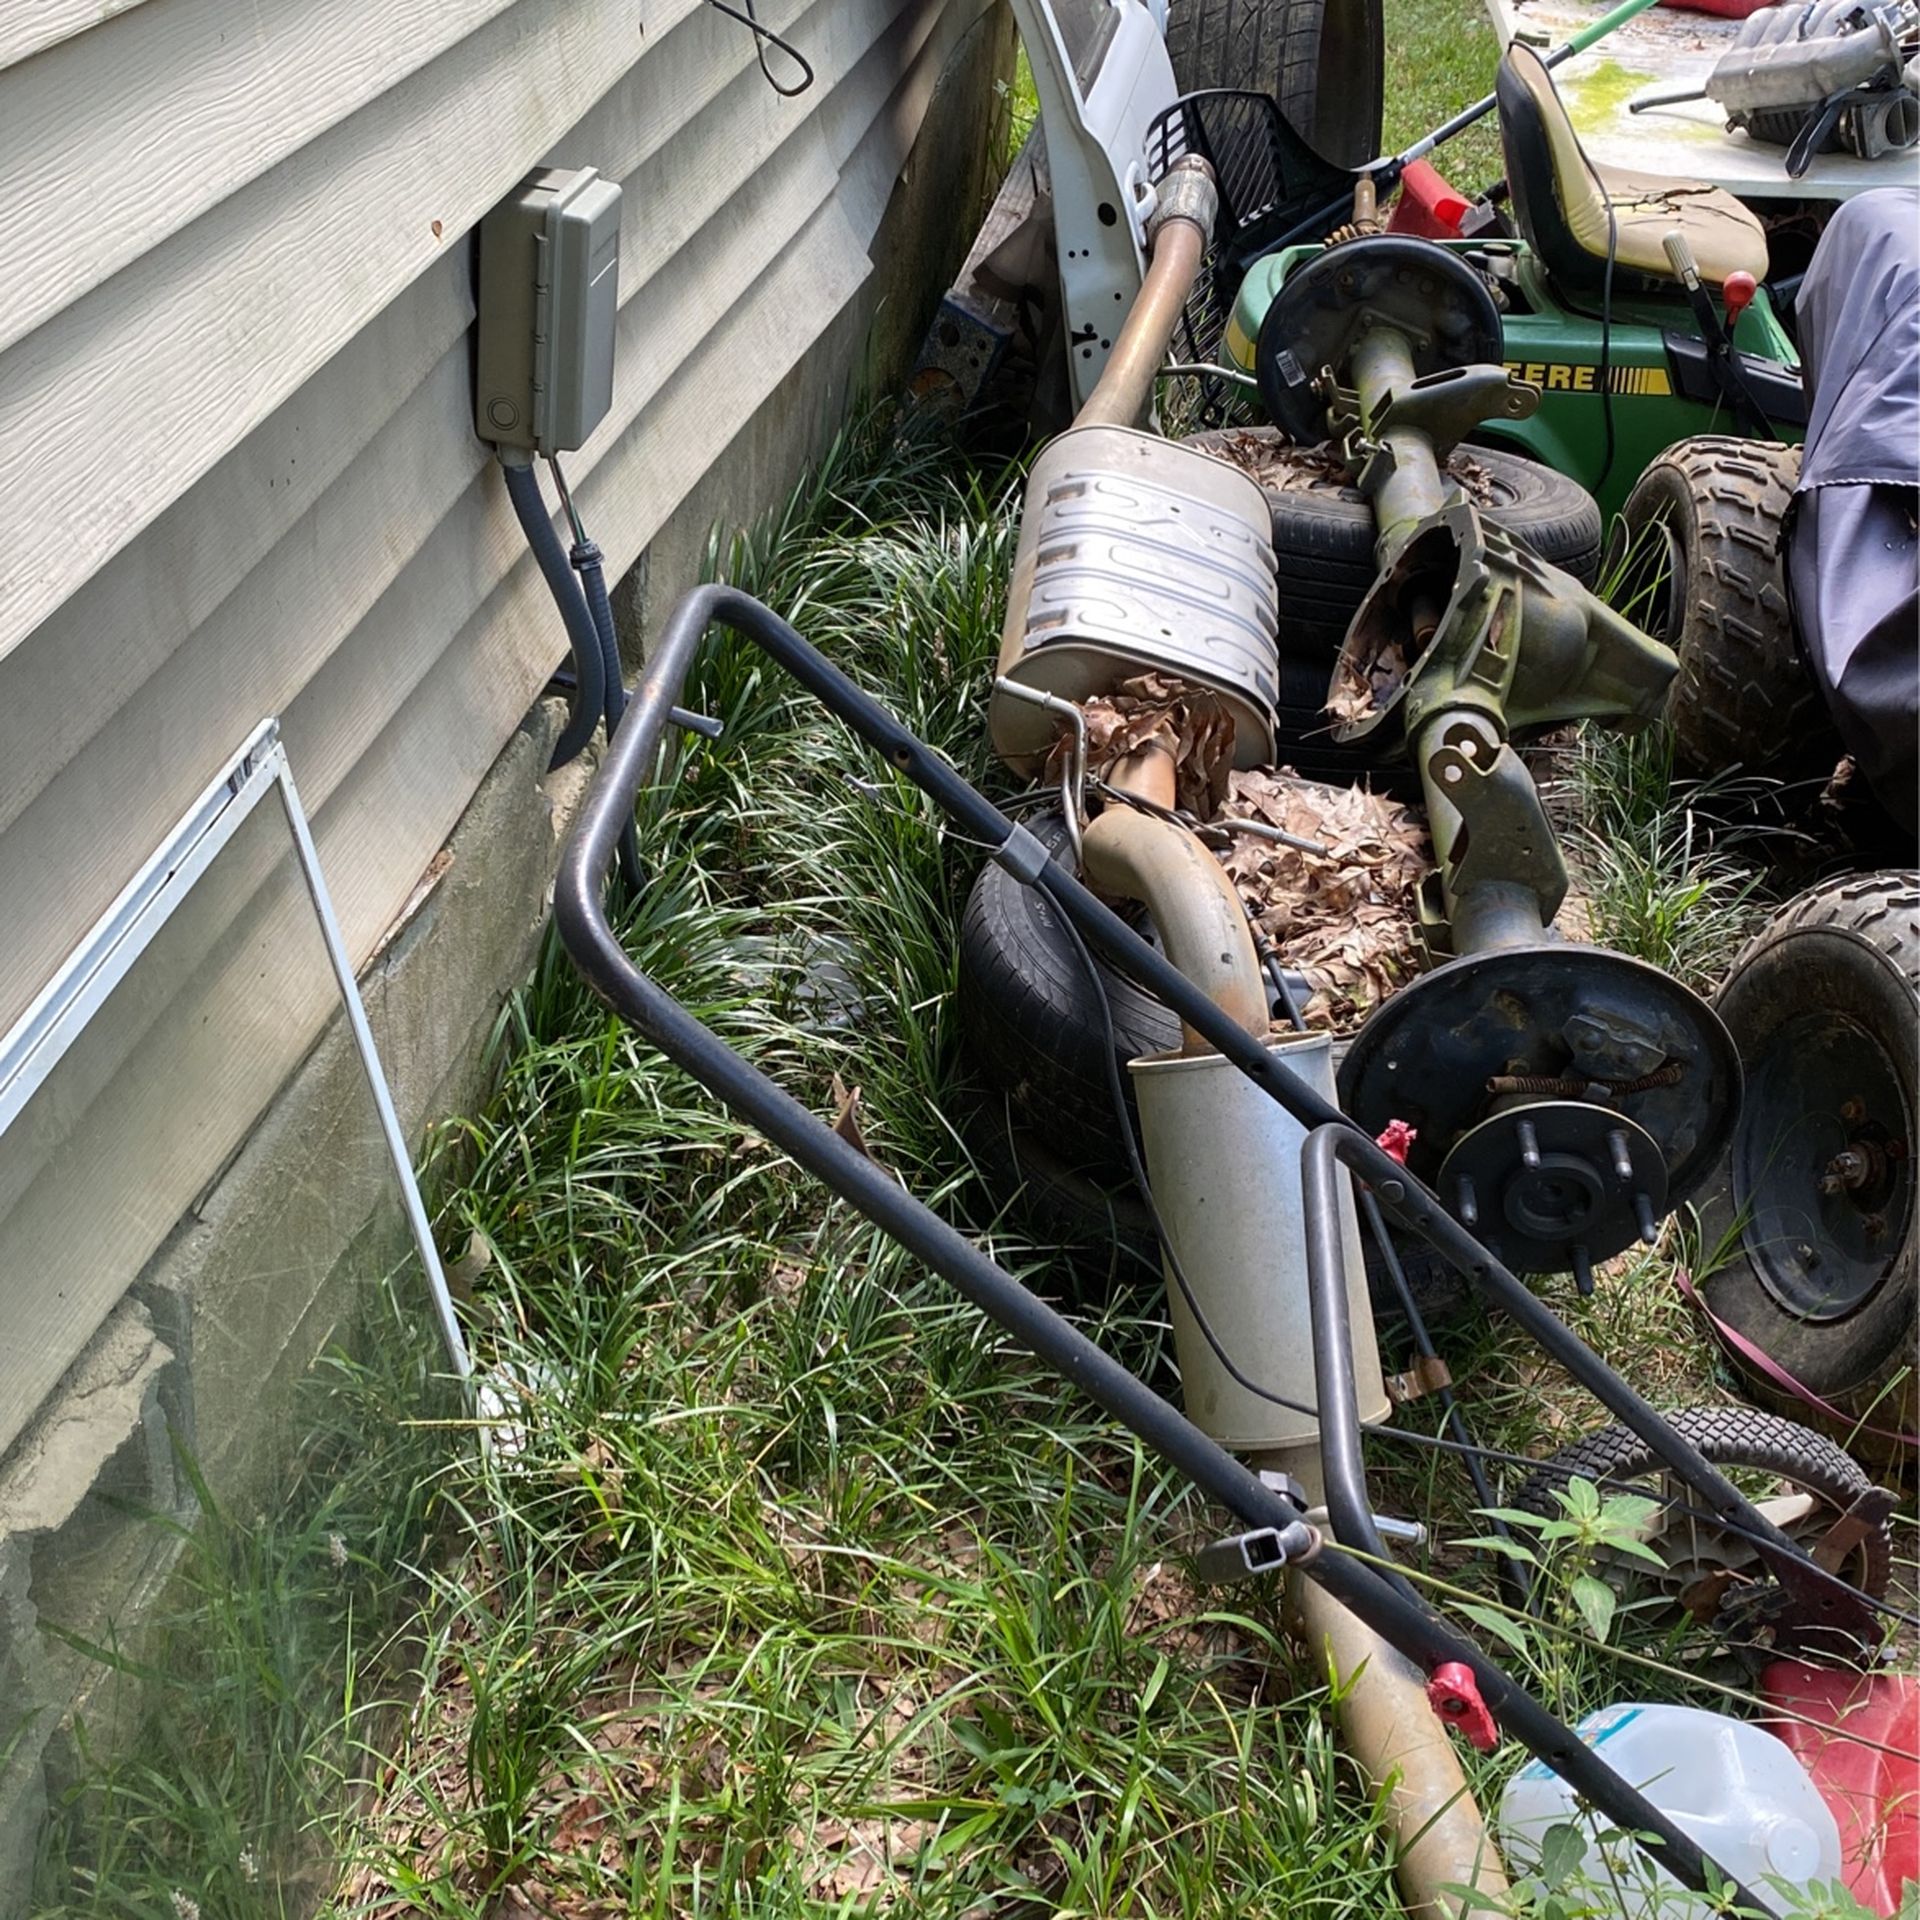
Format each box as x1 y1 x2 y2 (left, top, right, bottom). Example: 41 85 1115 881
0 0 999 1449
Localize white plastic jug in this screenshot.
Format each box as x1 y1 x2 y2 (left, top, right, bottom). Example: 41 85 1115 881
1498 1701 1843 1916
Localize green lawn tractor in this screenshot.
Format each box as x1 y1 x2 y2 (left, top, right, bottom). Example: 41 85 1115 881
1174 41 1808 518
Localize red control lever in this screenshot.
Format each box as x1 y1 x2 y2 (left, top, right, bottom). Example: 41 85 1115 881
1376 1119 1418 1166
1428 1662 1499 1752
1723 270 1758 335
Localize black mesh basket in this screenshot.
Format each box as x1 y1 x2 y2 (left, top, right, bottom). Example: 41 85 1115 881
1146 89 1356 427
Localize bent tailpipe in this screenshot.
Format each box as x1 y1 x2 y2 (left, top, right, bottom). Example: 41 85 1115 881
1085 759 1506 1917
1294 1574 1509 1918
1079 749 1266 1052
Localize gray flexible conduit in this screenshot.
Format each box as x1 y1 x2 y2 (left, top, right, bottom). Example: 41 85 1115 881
572 538 626 736
502 460 603 769
573 538 644 890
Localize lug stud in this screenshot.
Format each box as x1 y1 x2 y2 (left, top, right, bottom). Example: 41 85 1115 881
1607 1129 1634 1184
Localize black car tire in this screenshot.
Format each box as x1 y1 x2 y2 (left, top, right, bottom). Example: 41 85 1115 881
957 814 1180 1153
1184 431 1604 697
1163 0 1385 169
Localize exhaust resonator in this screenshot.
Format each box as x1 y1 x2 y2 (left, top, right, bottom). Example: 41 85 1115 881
1132 1033 1391 1453
989 426 1283 772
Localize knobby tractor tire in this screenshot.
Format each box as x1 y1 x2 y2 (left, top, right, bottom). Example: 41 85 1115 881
1615 437 1837 780
1512 1404 1893 1608
1182 432 1604 710
1163 0 1384 169
1698 870 1919 1458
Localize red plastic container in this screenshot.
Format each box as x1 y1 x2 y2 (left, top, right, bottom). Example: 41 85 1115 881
1387 160 1471 241
1660 0 1773 16
1762 1660 1920 1917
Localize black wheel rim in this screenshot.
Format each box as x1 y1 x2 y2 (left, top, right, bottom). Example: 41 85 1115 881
1602 1460 1877 1626
1736 1009 1915 1322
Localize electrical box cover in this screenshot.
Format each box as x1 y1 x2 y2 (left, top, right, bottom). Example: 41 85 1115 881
475 167 622 456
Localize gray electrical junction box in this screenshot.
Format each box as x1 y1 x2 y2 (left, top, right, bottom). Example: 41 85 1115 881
475 167 622 456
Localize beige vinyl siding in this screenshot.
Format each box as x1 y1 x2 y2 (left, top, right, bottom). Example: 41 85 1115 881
0 0 994 1456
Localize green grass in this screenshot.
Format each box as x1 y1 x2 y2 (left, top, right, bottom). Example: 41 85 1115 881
1555 721 1778 991
293 417 1910 1919
331 423 1411 1915
1001 45 1040 170
30 1266 464 1920
1382 0 1504 195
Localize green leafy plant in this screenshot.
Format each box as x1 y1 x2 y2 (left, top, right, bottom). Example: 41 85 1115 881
1455 1476 1665 1714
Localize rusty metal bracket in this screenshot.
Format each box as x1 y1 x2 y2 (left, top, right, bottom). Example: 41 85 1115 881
1385 1354 1455 1405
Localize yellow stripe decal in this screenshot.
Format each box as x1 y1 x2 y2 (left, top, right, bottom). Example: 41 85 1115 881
1503 360 1671 397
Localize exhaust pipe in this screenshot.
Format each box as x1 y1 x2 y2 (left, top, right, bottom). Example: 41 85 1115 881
991 171 1510 1916
1092 778 1506 1914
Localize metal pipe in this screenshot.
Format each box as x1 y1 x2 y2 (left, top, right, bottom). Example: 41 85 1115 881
1294 1579 1511 1917
1291 1113 1509 1916
548 584 1771 1908
1081 748 1268 1052
1090 742 1494 1913
1349 328 1450 558
1073 160 1216 431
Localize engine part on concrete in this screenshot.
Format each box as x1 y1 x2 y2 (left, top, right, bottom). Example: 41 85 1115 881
1132 1033 1390 1450
1631 0 1920 175
1696 871 1918 1457
1337 943 1741 1277
1716 0 1913 113
990 426 1282 768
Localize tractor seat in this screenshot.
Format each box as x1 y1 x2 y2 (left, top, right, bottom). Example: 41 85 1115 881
1497 43 1769 293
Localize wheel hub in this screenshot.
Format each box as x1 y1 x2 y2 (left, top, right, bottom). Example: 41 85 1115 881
1439 1103 1669 1286
1739 1009 1916 1321
1341 943 1741 1276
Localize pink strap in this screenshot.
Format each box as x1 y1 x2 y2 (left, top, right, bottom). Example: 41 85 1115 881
1677 1267 1919 1452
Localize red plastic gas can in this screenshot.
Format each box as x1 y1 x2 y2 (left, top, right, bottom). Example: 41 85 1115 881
1762 1660 1920 1916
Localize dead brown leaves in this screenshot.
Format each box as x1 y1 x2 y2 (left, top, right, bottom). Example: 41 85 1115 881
1072 673 1235 818
1215 769 1429 1029
1323 639 1408 727
1200 429 1512 510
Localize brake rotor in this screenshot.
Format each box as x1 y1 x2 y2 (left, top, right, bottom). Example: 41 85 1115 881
1339 943 1743 1275
1438 1101 1670 1282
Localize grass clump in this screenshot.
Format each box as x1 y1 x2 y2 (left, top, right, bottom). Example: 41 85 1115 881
1559 722 1774 991
337 422 1409 1916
